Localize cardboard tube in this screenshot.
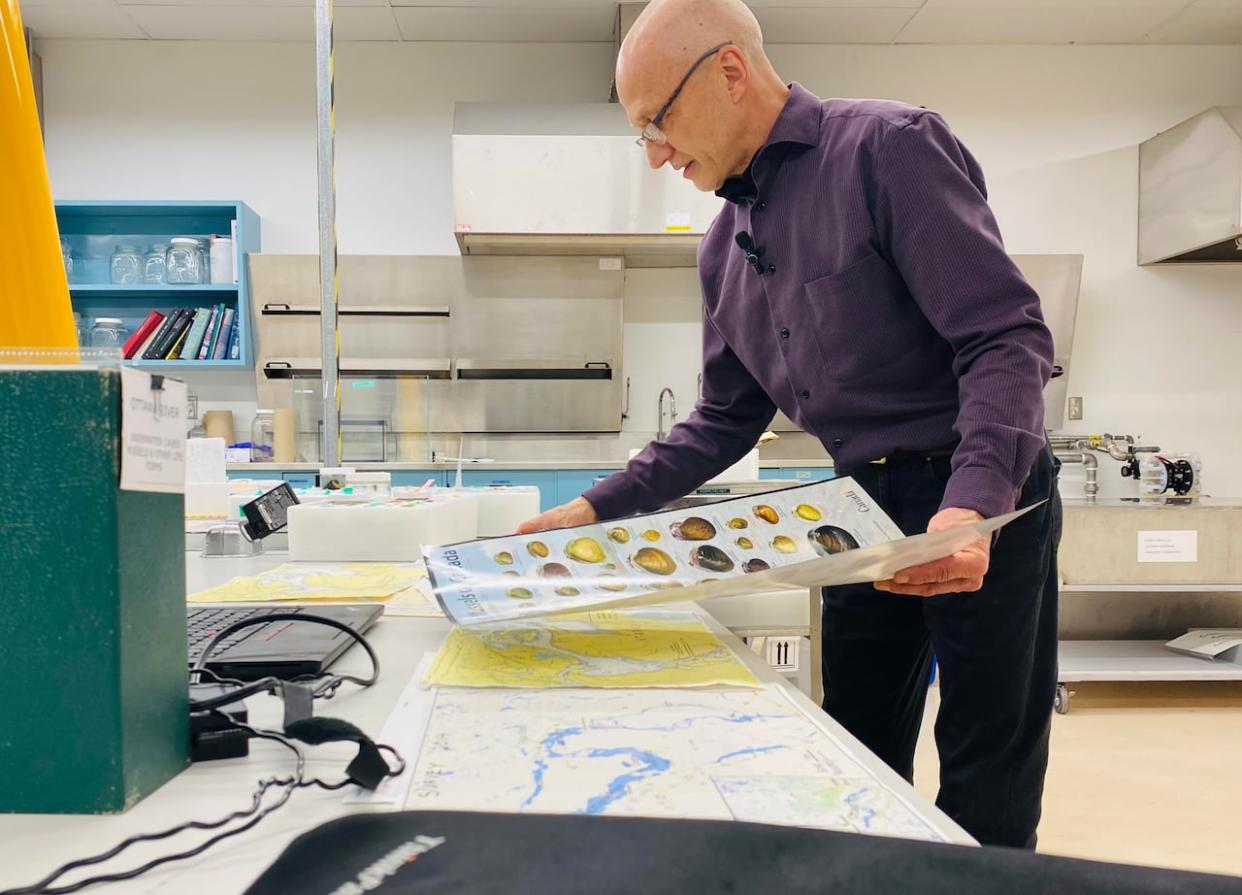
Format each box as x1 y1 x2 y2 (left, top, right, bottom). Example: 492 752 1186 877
202 410 235 443
273 408 295 463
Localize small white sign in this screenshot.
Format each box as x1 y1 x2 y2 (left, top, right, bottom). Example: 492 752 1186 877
1137 530 1198 563
120 366 187 494
598 257 623 271
766 638 800 672
664 212 692 232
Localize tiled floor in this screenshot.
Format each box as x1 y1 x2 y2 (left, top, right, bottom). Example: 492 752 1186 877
913 682 1242 878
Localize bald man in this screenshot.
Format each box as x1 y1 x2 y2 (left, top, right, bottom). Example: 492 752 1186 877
519 0 1061 849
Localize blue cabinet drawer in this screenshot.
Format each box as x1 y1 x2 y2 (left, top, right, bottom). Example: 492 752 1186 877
555 469 621 507
283 472 317 490
786 466 835 483
758 467 787 481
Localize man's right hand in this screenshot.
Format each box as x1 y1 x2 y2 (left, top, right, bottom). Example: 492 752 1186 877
515 496 599 535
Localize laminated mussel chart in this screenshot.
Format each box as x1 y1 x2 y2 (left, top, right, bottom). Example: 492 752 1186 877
424 477 1036 626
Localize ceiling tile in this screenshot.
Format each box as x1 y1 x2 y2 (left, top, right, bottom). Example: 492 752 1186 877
392 6 615 41
1145 5 1242 41
118 0 387 6
755 7 920 42
336 6 401 39
897 6 1183 42
20 5 147 38
124 5 313 39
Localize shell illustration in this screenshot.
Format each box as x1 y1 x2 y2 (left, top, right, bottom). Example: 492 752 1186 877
527 540 549 558
607 527 631 544
671 516 717 541
771 535 798 554
632 547 677 576
689 544 734 573
555 586 581 597
808 525 861 556
726 517 748 529
596 576 627 592
736 536 754 550
501 571 520 579
795 504 822 522
641 530 662 542
506 587 533 600
743 558 771 573
494 551 514 566
539 562 572 578
753 505 780 525
565 537 606 564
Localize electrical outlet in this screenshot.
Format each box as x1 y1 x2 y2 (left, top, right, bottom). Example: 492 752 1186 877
187 395 199 420
1068 396 1083 421
765 638 800 672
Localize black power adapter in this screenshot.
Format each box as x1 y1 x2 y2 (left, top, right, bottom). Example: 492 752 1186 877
189 684 250 762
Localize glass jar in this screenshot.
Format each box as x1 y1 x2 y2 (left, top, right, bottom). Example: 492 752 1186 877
143 244 168 284
166 237 204 284
59 237 74 281
250 410 275 463
109 244 143 285
89 317 130 349
196 239 211 284
72 312 88 346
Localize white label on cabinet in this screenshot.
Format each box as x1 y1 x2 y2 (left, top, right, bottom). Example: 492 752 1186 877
120 367 187 493
765 638 800 672
1137 530 1198 563
598 257 623 271
664 212 692 232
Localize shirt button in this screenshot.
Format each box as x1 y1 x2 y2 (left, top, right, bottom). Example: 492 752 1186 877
798 389 810 399
832 438 844 448
756 201 767 212
779 328 790 339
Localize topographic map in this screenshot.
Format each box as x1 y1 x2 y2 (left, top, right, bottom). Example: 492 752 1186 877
423 609 759 689
403 684 946 841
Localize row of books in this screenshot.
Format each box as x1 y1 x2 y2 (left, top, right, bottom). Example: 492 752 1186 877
121 304 240 361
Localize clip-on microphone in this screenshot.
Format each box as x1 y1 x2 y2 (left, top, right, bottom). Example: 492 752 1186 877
735 231 767 275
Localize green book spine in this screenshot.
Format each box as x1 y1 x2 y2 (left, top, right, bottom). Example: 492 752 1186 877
180 308 212 360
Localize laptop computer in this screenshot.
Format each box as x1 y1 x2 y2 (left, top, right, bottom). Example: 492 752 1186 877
187 603 384 681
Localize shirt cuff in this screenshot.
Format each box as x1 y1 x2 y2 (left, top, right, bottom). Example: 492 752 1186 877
940 465 1019 519
581 473 635 523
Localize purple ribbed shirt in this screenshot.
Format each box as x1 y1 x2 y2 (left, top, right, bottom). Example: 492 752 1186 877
585 83 1053 522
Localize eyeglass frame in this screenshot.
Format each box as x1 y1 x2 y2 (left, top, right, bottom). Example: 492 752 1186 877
635 40 734 147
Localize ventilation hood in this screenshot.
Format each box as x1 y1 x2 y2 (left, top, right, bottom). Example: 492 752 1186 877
1139 107 1242 264
453 102 722 267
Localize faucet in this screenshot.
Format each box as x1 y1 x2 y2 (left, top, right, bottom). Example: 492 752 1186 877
657 387 678 441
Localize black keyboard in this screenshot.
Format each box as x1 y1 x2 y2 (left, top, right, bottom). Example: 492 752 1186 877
186 606 310 665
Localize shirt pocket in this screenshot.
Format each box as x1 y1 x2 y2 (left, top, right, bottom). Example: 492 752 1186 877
802 249 930 381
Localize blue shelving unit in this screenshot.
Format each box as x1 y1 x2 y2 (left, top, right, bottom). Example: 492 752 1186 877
55 201 261 369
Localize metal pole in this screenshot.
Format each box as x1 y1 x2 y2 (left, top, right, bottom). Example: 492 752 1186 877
315 0 340 466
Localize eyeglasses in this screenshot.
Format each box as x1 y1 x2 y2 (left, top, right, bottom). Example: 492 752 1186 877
635 41 733 148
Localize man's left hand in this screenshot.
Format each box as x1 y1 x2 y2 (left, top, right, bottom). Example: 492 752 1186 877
874 507 990 597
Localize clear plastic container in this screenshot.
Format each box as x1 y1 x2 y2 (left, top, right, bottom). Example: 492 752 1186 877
109 244 143 285
250 409 275 463
72 312 87 347
89 317 130 349
196 238 211 284
59 237 73 281
166 237 204 284
143 244 168 284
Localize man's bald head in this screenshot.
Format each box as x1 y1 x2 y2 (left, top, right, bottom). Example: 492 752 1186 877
615 0 788 191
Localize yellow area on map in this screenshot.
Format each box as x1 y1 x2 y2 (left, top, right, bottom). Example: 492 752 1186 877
188 562 431 605
425 609 759 689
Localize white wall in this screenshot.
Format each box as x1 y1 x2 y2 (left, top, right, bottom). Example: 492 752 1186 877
41 39 1242 495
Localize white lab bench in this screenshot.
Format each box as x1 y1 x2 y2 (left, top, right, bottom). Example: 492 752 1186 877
0 551 967 894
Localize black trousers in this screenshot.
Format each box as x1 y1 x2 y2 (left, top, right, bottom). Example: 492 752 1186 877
822 444 1061 849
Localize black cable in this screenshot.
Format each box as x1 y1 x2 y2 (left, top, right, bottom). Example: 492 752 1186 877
1 714 404 895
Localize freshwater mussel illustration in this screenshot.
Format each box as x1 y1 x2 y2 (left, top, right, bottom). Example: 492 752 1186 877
555 586 581 597
808 525 860 556
641 529 662 542
753 505 780 525
726 517 748 529
743 558 771 573
565 537 606 564
494 551 514 565
795 504 822 522
527 540 549 558
671 516 716 541
689 544 734 573
506 587 533 600
735 536 754 550
538 562 572 579
771 535 798 554
632 546 677 576
596 575 627 592
607 527 631 544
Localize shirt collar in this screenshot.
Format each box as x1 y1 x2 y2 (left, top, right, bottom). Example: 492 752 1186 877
715 82 822 204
